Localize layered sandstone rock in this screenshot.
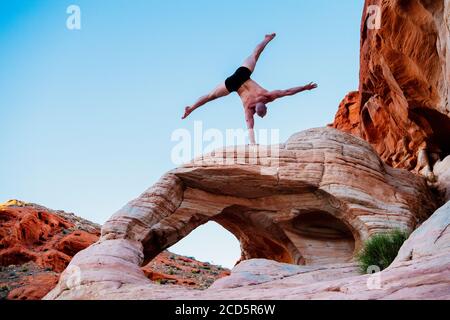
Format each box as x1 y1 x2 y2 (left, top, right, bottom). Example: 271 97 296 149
395 200 450 262
45 127 439 300
332 0 450 173
45 200 450 300
100 128 435 267
209 259 360 290
200 201 450 299
433 155 450 202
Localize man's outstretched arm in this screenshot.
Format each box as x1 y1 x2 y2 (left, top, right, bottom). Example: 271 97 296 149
182 83 229 119
245 109 256 145
266 82 318 103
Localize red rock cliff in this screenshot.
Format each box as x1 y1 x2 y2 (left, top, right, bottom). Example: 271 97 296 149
332 0 450 173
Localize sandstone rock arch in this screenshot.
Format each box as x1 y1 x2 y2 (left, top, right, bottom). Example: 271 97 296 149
46 128 437 299
100 128 435 267
143 193 359 268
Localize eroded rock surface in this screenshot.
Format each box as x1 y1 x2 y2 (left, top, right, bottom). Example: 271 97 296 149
100 128 435 268
209 259 359 290
45 127 439 300
45 201 450 300
332 0 450 172
433 155 450 202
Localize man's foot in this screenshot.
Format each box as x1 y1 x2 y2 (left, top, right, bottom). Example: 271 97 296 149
265 33 276 42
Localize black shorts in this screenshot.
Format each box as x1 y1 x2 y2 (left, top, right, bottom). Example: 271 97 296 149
225 66 252 92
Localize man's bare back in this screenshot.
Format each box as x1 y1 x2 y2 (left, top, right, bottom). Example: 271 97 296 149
237 79 270 111
182 33 318 144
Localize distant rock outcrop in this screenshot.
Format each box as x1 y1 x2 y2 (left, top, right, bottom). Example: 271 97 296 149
0 200 100 273
0 200 100 299
0 201 229 299
332 0 450 174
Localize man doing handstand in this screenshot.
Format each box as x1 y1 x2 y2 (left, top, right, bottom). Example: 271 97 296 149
182 33 317 145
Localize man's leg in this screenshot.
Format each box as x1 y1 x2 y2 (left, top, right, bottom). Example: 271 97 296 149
242 33 276 73
211 82 231 98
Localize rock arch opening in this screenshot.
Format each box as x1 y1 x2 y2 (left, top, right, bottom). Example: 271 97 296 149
143 200 357 268
279 210 356 265
169 221 241 269
212 206 356 266
212 205 303 265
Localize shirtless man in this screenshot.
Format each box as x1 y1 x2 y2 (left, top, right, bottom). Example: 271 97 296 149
182 33 318 144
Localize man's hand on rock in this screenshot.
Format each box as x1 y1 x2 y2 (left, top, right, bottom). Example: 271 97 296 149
182 106 192 120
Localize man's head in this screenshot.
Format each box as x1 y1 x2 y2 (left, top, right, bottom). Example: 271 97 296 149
255 102 267 118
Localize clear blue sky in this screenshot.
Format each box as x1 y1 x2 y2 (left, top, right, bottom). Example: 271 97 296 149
0 0 364 268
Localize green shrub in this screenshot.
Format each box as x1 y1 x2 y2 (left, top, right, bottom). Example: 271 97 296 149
0 285 10 300
357 229 409 274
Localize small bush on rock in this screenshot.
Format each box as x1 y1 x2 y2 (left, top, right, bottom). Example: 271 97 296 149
357 229 409 273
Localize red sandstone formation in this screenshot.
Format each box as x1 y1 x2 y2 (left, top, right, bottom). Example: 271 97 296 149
0 200 101 273
0 200 229 299
142 251 230 289
332 91 361 135
1 265 60 300
0 200 101 299
332 0 450 173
